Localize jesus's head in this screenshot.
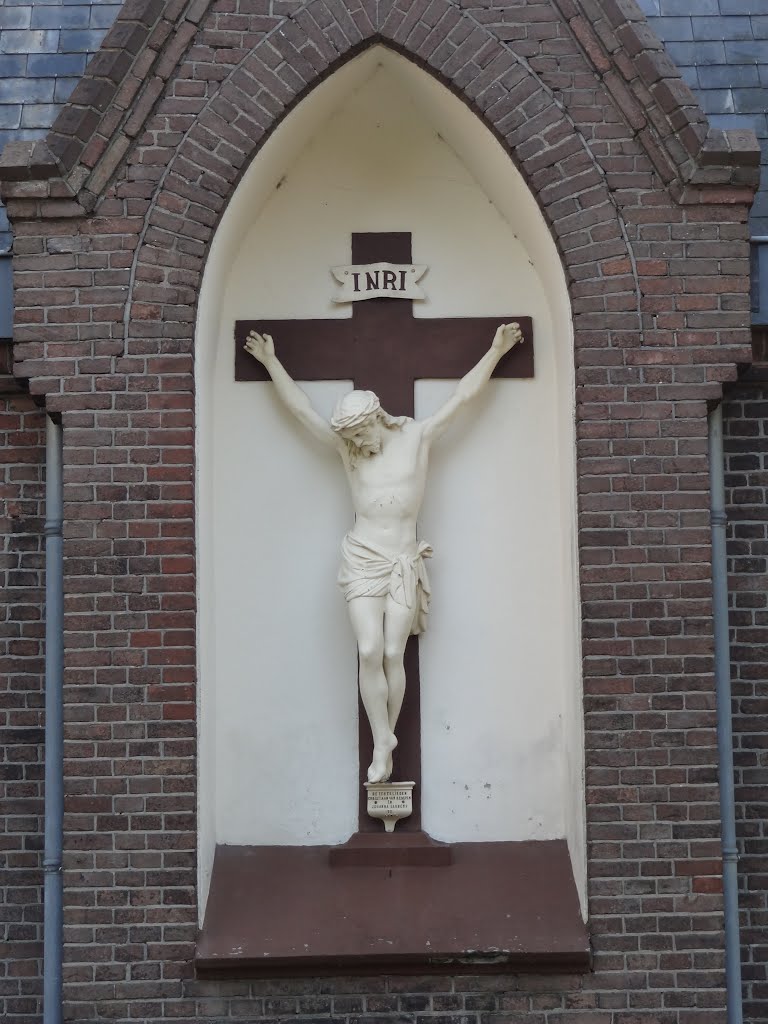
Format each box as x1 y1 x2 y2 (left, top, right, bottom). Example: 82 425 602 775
331 390 404 458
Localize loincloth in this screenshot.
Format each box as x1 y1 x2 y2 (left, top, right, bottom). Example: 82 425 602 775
337 533 433 636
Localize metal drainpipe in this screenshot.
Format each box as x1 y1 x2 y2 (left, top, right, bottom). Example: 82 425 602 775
708 402 743 1024
43 414 64 1024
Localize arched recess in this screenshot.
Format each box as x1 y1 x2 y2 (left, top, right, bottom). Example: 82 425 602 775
195 44 585 917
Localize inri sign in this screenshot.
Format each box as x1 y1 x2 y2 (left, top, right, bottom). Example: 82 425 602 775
332 262 427 303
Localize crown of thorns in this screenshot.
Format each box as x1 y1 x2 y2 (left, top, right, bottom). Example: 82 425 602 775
331 390 381 433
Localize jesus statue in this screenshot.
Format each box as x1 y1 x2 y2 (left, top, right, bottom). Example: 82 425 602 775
245 322 523 785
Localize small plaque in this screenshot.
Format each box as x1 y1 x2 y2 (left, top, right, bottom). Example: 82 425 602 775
331 263 427 302
364 781 415 832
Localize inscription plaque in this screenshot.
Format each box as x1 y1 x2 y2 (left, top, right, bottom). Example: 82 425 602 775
365 781 415 832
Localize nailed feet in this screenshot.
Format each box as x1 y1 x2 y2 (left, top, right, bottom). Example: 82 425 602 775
367 732 397 784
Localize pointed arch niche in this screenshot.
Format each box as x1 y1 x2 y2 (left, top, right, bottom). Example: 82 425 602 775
196 46 586 956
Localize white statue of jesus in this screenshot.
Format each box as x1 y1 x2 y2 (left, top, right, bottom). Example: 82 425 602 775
245 322 523 784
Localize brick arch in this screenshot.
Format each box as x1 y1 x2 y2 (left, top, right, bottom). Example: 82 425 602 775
125 0 641 346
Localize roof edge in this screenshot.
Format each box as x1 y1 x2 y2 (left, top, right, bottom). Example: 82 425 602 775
555 0 761 197
0 0 207 206
0 0 761 207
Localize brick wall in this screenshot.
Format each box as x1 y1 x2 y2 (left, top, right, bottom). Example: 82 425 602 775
723 382 768 1024
593 4 766 1018
0 395 46 1022
0 0 761 1021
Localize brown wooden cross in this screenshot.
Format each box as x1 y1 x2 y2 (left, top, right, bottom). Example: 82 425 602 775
235 232 533 833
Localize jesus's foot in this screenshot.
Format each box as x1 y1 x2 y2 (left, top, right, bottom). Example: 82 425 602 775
367 733 397 784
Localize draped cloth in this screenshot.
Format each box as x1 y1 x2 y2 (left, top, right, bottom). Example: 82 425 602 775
337 533 433 636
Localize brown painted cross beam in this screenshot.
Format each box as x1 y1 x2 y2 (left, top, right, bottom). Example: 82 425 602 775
235 232 533 833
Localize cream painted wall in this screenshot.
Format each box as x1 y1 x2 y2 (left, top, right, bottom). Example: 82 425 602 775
197 47 583 914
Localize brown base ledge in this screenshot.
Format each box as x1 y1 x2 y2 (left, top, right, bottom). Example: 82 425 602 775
329 829 452 867
197 839 590 975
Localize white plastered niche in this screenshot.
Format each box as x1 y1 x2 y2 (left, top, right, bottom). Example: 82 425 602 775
196 46 585 919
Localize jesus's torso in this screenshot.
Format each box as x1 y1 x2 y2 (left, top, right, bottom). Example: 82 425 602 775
341 420 429 556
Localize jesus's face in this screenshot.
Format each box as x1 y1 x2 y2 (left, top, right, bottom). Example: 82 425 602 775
341 414 383 456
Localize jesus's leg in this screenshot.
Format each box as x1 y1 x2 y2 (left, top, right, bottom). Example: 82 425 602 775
346 596 397 784
382 596 415 780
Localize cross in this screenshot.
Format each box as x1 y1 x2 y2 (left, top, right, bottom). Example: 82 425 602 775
235 233 534 834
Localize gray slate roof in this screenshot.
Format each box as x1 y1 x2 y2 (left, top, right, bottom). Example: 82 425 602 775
0 0 766 238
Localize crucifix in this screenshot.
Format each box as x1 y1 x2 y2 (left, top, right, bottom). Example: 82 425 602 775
235 232 533 837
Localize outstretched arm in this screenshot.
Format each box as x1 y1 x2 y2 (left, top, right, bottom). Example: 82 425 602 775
422 322 523 443
244 331 341 450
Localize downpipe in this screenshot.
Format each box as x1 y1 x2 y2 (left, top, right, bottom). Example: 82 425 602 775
708 403 742 1024
43 414 63 1024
